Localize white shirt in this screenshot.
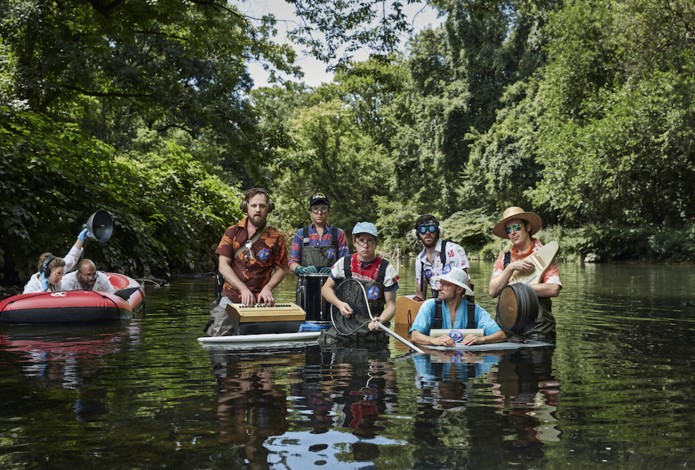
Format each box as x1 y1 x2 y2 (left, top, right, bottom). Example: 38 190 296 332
415 239 469 294
61 271 116 293
23 246 84 293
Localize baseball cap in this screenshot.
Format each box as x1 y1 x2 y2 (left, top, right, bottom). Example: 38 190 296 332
309 192 330 207
352 222 378 238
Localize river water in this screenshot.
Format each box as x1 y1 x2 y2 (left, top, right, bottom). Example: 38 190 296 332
1 260 694 469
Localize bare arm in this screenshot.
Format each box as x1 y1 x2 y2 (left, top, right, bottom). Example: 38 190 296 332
368 290 397 331
411 329 456 347
531 282 561 298
321 277 353 316
461 329 507 345
488 259 535 298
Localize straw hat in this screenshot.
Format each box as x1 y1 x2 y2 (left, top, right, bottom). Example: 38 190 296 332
492 206 542 239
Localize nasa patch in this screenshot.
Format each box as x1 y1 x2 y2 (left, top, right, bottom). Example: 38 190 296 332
442 264 452 274
367 285 380 300
326 247 336 260
424 268 433 280
257 248 270 262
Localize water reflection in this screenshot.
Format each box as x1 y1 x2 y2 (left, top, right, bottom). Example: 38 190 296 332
0 321 142 422
1 262 694 468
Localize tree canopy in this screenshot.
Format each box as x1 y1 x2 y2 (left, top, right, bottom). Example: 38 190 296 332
1 0 694 285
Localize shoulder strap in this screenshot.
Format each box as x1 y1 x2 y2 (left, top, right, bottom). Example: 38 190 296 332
440 239 448 265
331 226 338 246
343 255 353 279
419 259 427 297
466 297 475 329
302 226 309 245
233 227 264 258
434 300 443 329
503 251 511 269
376 258 389 284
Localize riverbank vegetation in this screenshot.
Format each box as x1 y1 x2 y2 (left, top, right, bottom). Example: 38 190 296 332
1 0 693 284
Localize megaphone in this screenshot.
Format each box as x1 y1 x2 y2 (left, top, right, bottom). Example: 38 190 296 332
84 210 113 243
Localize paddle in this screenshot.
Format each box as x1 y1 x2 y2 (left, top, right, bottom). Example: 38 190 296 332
332 278 424 354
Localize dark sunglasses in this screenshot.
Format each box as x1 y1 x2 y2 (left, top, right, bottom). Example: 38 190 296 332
504 223 523 234
417 223 437 235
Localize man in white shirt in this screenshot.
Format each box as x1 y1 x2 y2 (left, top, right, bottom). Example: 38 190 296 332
61 259 116 293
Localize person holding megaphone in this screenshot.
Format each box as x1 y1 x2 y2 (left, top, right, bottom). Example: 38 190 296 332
23 228 91 293
22 210 113 293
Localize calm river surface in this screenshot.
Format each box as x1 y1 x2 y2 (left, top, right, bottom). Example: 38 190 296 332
1 260 694 469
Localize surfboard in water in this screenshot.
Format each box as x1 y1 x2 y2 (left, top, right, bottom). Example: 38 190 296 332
509 241 559 285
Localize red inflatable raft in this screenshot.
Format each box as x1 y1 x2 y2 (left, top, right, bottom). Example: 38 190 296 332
0 273 144 324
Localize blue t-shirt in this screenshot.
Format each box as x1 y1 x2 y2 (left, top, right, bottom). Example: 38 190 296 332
409 298 501 336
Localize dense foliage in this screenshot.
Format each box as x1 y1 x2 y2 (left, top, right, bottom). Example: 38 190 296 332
1 0 694 285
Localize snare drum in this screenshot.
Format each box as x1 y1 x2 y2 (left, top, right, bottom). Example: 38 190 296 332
296 273 330 323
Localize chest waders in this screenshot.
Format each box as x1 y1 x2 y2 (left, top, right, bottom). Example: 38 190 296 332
344 255 390 343
300 226 339 268
501 251 556 341
433 297 476 330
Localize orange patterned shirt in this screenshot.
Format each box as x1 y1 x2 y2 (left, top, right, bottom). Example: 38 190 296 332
216 218 288 302
491 238 562 286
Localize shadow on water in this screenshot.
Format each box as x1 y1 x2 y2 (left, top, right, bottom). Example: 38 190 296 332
1 261 694 468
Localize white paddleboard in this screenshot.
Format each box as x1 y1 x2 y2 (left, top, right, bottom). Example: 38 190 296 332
510 241 559 285
198 331 321 349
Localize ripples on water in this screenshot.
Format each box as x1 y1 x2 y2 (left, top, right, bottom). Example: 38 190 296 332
1 261 694 468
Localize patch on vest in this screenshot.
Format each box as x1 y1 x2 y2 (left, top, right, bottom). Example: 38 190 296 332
367 285 380 300
257 248 270 261
325 247 336 260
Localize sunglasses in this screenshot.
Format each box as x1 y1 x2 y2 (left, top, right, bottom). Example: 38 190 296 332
417 223 437 235
504 223 524 234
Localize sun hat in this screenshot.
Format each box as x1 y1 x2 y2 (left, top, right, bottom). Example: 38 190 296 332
309 192 330 207
492 206 543 239
432 267 474 297
352 221 378 238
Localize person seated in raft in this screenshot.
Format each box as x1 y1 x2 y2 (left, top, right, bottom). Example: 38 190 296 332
321 222 400 337
288 192 349 277
488 206 562 341
410 268 506 347
216 188 287 307
61 259 116 293
413 213 470 301
23 228 91 293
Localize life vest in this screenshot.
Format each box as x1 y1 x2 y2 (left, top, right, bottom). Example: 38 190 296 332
300 225 339 268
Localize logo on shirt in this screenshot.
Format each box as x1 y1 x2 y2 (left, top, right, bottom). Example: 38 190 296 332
367 285 380 300
442 264 452 274
257 248 270 262
326 247 336 260
424 268 433 280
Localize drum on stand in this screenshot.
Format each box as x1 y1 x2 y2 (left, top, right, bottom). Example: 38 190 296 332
496 283 539 335
296 273 330 324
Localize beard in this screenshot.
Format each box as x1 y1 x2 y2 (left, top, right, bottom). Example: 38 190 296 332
248 214 267 229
